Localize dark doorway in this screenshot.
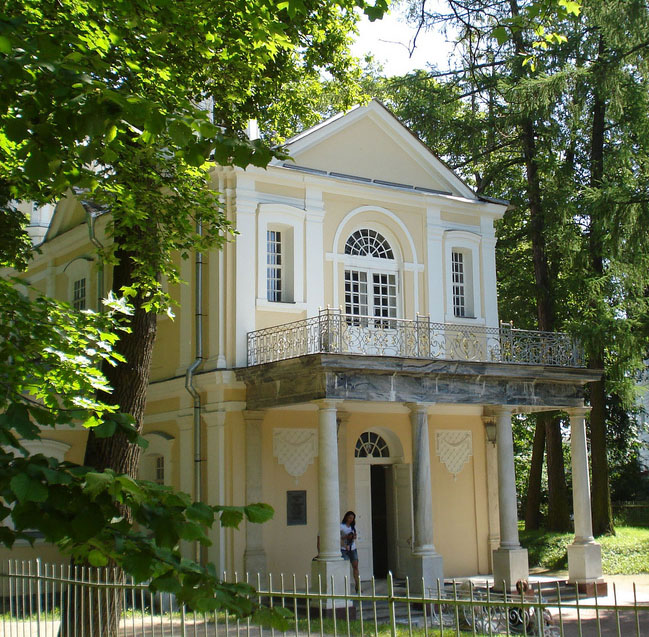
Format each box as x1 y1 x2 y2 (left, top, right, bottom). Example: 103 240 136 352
370 465 389 577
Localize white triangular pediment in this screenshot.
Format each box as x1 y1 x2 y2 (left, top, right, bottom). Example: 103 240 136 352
282 101 476 199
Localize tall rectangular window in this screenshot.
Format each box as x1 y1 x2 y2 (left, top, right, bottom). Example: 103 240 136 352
451 251 465 317
73 277 86 311
372 273 397 327
267 230 282 302
155 456 165 485
344 270 368 325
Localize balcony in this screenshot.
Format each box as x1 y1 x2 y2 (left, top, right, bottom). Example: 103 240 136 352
247 309 584 368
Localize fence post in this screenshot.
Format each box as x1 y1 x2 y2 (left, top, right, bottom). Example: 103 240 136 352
387 572 396 637
36 559 42 637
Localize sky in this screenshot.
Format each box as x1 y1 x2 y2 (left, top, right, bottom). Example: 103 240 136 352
351 3 456 77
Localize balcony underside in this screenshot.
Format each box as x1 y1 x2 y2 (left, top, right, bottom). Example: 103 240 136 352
235 354 602 411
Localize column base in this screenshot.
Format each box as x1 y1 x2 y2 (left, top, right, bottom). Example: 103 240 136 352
567 541 603 584
311 559 354 608
406 552 444 593
244 548 267 577
492 547 529 592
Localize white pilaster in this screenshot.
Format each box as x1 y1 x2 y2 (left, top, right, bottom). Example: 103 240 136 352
177 415 194 560
235 176 258 367
406 403 443 588
483 417 501 571
480 217 499 328
305 186 326 317
176 257 193 376
311 400 348 598
567 407 603 583
492 407 528 590
426 208 445 323
204 410 227 574
243 410 267 576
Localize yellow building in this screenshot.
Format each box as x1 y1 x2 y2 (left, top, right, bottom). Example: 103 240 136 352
10 101 604 591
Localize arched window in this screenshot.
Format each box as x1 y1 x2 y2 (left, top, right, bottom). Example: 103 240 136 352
355 431 390 458
345 229 394 259
344 229 398 326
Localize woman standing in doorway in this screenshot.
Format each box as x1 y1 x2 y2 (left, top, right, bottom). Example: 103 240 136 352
340 511 360 593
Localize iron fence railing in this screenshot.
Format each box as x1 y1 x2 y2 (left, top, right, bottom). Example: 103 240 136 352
247 308 584 367
2 560 647 636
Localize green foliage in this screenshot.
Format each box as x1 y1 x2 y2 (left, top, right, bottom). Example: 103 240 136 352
521 526 649 575
0 278 276 611
0 0 388 302
1 0 397 623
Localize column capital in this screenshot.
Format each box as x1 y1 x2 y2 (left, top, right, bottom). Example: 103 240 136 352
203 410 226 428
313 399 342 411
177 414 194 432
243 410 265 425
405 402 435 415
567 406 591 418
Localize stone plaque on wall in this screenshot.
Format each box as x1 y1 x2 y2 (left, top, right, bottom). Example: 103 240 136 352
287 490 307 526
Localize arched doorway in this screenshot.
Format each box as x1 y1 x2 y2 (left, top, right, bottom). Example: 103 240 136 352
354 429 410 580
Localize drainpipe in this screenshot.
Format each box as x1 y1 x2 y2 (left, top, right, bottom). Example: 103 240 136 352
85 207 104 309
185 220 204 563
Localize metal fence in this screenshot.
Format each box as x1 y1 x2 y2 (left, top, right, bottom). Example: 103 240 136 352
247 309 584 368
2 560 649 636
612 501 649 528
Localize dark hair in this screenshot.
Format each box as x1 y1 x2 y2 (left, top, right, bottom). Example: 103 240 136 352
342 511 356 529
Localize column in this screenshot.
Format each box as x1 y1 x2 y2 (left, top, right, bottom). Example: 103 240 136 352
305 187 325 318
482 416 500 571
480 217 499 328
243 410 267 575
492 407 529 591
407 403 443 589
311 400 348 599
567 407 603 584
425 208 445 323
234 176 257 367
204 410 227 574
177 415 194 560
175 257 193 376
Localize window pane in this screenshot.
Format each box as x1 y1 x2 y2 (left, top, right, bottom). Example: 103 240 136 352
73 277 86 311
267 230 282 302
345 229 394 259
345 270 368 325
452 251 466 317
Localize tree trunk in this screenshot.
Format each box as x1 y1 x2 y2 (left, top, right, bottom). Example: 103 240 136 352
524 416 545 531
588 34 615 536
545 414 571 531
83 245 158 476
62 246 159 637
507 0 571 530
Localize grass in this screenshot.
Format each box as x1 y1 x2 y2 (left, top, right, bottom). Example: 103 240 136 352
520 525 649 575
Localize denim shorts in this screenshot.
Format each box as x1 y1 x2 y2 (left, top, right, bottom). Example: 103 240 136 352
341 548 358 562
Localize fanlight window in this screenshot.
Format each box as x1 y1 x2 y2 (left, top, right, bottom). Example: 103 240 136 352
345 229 394 259
355 431 390 458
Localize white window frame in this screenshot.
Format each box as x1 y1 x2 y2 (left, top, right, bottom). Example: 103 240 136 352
444 230 482 323
341 227 402 322
64 256 93 311
256 204 306 311
139 432 174 487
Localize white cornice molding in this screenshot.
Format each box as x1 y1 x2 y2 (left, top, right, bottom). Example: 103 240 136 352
242 165 506 219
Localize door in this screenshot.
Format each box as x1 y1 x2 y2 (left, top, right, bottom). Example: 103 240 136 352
392 463 414 579
344 269 400 355
354 463 373 580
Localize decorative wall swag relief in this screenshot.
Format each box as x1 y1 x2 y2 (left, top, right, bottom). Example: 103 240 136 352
273 428 318 480
436 430 473 479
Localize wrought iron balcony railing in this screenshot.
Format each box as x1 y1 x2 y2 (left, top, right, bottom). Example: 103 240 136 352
246 309 584 368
